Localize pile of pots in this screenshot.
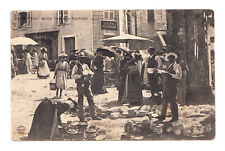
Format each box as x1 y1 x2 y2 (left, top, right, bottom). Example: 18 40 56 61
63 121 106 141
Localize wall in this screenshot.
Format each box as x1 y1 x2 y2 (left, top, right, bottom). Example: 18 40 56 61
92 10 120 51
126 10 167 50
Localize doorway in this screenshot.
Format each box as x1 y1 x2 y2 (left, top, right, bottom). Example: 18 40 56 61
42 39 53 60
64 37 75 55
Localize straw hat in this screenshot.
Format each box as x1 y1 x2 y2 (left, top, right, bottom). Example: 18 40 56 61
40 47 47 52
165 52 178 61
58 52 68 58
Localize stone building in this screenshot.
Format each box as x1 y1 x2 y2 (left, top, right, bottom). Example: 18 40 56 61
118 10 167 50
11 10 121 60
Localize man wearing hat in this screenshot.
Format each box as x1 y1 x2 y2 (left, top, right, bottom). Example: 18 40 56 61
157 52 182 122
147 47 159 100
71 52 101 121
68 49 79 78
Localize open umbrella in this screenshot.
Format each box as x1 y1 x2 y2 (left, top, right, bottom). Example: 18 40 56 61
102 34 152 43
96 46 116 58
11 37 38 46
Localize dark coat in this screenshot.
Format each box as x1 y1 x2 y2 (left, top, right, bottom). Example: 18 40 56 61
28 98 58 141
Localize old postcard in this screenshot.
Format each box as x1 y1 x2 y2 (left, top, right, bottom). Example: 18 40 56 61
11 10 215 141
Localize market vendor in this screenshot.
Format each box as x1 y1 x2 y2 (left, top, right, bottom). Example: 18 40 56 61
28 98 72 140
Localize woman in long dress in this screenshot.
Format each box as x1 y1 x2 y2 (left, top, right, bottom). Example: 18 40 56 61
118 52 143 105
25 49 33 73
91 51 107 94
19 52 28 74
32 49 39 73
141 51 150 89
38 47 50 78
54 53 69 98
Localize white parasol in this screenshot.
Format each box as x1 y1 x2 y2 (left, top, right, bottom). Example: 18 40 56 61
102 34 152 43
11 37 38 46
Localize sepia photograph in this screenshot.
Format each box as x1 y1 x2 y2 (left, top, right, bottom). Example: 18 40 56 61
10 9 215 141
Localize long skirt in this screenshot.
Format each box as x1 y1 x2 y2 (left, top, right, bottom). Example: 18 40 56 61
91 70 107 94
26 58 32 72
141 63 149 85
18 59 28 74
119 71 143 104
55 70 67 89
38 60 50 78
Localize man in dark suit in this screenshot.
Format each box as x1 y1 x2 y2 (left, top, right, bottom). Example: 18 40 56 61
147 47 159 99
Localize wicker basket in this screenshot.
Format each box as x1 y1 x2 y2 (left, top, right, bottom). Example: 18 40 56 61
49 79 56 90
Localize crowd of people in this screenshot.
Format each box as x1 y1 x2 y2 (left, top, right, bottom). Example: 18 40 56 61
53 46 187 123
12 45 188 124
24 45 189 140
11 47 51 79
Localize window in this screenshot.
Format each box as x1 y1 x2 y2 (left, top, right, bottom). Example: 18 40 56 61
12 11 32 29
103 10 115 20
19 12 27 28
57 10 70 25
147 10 154 22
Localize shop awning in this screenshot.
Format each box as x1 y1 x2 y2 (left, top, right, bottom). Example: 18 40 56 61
24 29 60 35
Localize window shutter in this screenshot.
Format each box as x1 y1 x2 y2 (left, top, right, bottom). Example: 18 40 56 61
27 11 32 28
63 10 70 24
104 11 109 20
18 12 21 28
110 10 114 20
12 11 18 29
57 10 61 25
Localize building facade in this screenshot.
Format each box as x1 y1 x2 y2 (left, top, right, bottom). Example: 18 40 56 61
11 10 123 60
118 10 167 50
11 10 94 60
11 10 167 59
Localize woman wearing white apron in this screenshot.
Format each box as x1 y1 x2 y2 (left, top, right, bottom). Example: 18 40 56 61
25 49 33 73
38 47 50 79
